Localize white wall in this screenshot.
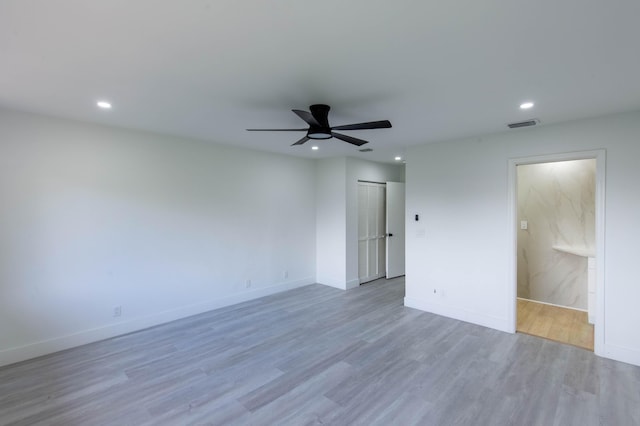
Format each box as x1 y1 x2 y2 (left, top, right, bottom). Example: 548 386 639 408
315 157 404 290
0 109 317 367
315 157 347 289
405 110 640 367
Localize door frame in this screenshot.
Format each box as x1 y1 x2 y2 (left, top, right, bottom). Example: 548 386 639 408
506 149 606 356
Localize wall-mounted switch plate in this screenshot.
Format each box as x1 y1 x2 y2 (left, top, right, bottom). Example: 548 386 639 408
520 220 528 230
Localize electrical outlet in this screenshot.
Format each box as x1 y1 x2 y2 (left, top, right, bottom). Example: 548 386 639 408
113 306 122 317
432 288 444 298
245 279 252 289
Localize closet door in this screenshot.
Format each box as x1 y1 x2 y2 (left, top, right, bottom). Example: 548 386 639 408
386 182 405 278
358 182 386 284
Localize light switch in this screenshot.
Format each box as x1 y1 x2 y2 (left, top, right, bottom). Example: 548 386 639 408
520 220 528 230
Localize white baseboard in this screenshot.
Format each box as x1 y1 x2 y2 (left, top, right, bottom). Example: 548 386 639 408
404 296 511 333
316 279 360 291
602 343 640 367
318 280 347 290
345 279 360 290
0 277 314 368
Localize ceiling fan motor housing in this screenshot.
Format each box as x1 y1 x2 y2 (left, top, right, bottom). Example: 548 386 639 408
307 104 332 139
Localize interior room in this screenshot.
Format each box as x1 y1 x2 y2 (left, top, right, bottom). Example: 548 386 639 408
516 159 596 350
1 1 640 424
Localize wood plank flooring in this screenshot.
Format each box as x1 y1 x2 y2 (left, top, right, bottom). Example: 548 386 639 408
1 278 639 425
517 298 594 351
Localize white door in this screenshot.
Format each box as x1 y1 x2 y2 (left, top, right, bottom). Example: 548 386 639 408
358 182 386 284
386 182 405 278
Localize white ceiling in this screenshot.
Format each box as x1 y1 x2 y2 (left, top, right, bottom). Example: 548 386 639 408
2 1 640 163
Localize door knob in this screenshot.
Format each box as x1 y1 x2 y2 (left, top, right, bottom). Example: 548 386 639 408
387 233 393 237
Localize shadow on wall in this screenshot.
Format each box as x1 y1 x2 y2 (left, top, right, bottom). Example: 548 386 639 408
517 159 595 309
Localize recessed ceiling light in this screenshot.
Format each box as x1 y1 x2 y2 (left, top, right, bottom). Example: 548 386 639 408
311 146 319 150
520 102 534 110
394 156 402 161
97 101 112 109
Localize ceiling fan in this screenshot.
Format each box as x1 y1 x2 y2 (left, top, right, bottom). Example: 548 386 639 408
246 104 392 146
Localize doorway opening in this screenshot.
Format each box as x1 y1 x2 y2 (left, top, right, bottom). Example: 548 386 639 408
508 150 605 355
357 181 405 284
516 159 595 350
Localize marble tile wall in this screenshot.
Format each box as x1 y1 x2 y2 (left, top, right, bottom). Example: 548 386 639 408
517 159 595 309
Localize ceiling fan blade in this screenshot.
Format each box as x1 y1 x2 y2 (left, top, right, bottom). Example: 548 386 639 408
292 109 320 127
331 132 369 146
246 128 308 131
291 136 310 146
331 120 392 131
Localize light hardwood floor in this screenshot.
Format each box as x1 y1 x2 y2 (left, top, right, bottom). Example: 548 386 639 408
1 278 639 425
517 298 594 351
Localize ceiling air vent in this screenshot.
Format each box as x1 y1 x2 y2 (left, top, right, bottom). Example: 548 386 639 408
508 119 540 129
359 148 373 152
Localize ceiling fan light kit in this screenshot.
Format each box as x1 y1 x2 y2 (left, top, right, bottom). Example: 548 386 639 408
307 130 332 140
247 104 391 147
